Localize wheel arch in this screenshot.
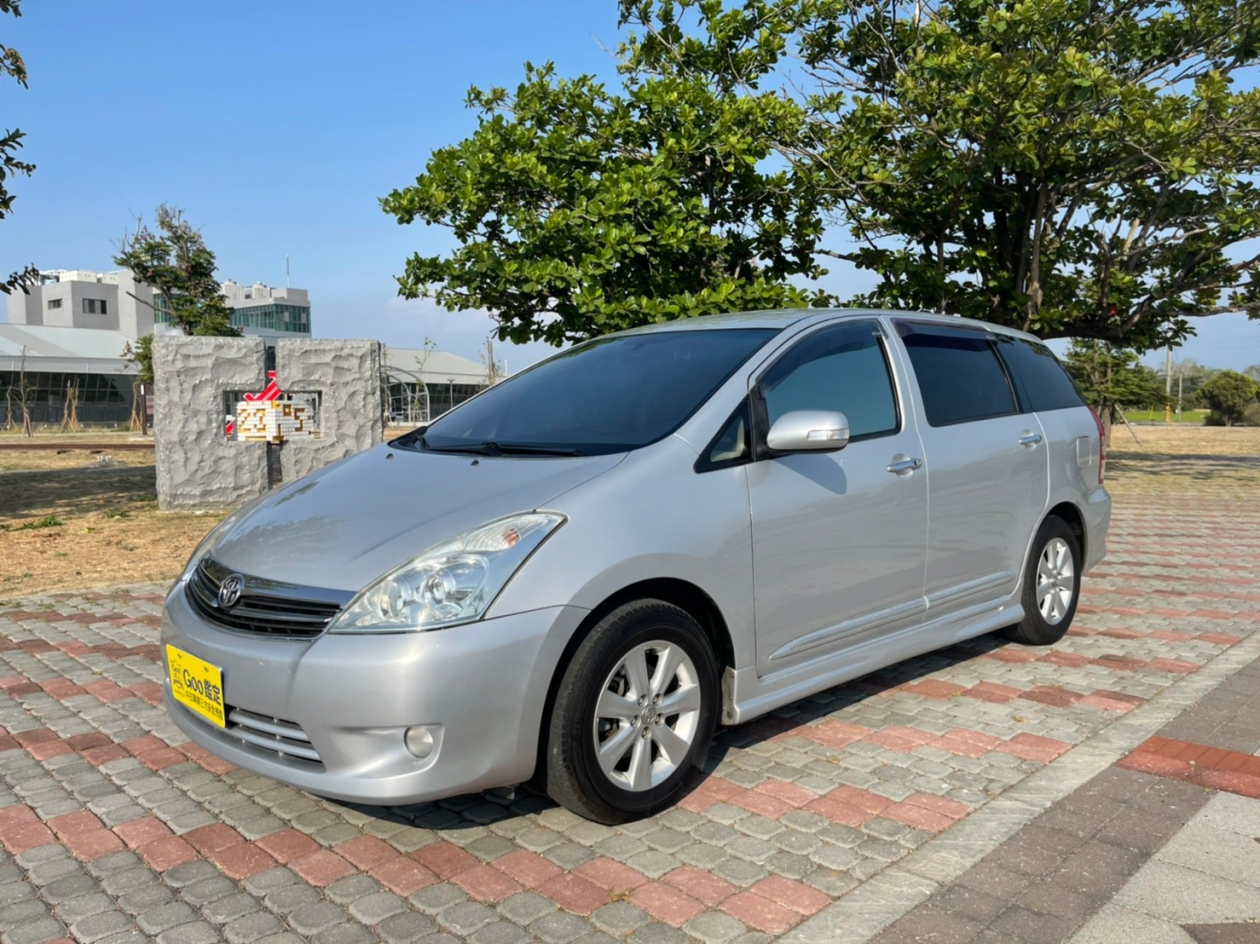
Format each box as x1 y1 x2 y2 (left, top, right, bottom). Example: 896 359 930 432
531 577 735 789
1046 500 1086 563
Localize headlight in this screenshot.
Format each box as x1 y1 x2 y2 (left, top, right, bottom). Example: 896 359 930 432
328 512 565 634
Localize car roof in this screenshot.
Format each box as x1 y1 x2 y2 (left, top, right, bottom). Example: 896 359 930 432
612 308 1044 343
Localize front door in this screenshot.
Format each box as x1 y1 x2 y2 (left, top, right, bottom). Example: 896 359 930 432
748 320 929 674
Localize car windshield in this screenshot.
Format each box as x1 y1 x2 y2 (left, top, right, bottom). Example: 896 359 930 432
404 328 778 456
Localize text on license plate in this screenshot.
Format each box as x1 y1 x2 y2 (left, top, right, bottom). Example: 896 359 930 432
166 645 226 727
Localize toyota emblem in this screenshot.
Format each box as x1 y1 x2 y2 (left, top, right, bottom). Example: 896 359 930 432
218 574 245 609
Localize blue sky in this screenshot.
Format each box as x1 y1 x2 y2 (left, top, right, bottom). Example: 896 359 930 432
1 0 1256 373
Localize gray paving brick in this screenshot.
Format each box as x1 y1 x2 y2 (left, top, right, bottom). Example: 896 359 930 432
590 901 650 934
437 900 498 935
288 902 350 936
324 874 381 905
375 910 438 943
531 910 595 944
200 892 260 925
154 920 221 944
223 911 286 944
2 915 66 944
409 882 467 914
627 922 689 944
469 920 533 944
136 902 199 935
307 924 376 944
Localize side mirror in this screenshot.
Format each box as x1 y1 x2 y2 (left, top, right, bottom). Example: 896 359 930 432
766 410 850 453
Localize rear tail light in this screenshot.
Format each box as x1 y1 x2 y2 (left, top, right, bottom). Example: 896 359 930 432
1088 407 1106 484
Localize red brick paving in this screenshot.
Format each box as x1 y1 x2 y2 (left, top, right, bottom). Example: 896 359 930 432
369 856 438 895
491 848 564 888
289 849 357 886
452 863 525 902
537 872 608 915
574 857 649 893
631 881 707 927
1117 736 1260 798
662 865 738 906
256 828 320 863
722 889 802 934
209 841 280 879
409 839 478 879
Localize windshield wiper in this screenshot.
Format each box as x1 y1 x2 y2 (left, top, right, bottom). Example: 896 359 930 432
491 442 586 456
423 440 584 457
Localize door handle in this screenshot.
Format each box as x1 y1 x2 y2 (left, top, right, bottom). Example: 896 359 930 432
1018 432 1043 446
887 456 923 474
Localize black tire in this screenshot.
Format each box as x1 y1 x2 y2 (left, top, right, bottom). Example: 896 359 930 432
545 600 719 824
1003 515 1081 646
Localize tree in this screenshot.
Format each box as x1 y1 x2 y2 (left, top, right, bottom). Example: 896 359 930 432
786 0 1260 350
1 0 37 295
381 3 830 346
1199 369 1259 426
113 204 239 383
1063 341 1165 435
1245 364 1260 384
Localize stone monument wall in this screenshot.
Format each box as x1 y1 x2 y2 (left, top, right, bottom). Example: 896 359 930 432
152 335 384 511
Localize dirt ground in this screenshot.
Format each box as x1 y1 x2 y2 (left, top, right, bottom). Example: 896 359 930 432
0 440 221 596
0 423 1256 597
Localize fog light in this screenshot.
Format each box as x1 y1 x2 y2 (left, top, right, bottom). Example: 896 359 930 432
404 725 435 759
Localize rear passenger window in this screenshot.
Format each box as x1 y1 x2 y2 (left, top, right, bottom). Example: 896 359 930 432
995 337 1086 413
902 333 1017 426
760 321 898 440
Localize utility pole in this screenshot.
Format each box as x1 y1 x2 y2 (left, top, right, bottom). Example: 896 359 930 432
1164 346 1173 422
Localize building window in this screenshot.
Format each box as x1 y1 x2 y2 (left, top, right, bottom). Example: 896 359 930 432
47 299 62 310
82 298 108 315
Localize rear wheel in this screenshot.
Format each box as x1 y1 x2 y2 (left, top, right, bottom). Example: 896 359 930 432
545 600 719 824
1003 516 1081 646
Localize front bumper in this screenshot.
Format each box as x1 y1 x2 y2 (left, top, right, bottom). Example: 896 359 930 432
161 583 587 804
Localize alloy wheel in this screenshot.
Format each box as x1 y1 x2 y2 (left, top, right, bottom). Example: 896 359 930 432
1036 536 1076 625
592 641 702 792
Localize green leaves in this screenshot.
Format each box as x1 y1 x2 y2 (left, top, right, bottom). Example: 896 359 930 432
113 205 239 382
794 0 1260 348
382 1 830 346
2 1 36 295
1199 369 1259 425
384 0 1259 351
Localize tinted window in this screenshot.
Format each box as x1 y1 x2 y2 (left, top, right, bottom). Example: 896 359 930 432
903 332 1017 426
760 322 898 439
995 336 1085 413
411 328 776 456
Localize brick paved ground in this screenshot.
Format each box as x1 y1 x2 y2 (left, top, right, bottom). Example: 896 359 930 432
0 476 1256 943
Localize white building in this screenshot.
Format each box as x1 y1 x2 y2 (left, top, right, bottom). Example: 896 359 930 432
3 269 496 428
2 269 313 427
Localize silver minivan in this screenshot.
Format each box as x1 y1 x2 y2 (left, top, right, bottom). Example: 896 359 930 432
161 309 1110 823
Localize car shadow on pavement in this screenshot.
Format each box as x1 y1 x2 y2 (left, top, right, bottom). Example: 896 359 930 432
324 630 1020 829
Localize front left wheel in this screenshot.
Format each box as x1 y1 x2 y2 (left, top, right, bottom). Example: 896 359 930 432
545 600 719 824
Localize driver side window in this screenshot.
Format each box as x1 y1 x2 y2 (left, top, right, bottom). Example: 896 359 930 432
760 321 899 440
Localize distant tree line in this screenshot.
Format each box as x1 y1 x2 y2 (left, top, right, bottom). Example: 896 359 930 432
1064 343 1260 427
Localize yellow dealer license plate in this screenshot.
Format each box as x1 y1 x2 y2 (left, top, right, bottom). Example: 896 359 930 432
166 645 226 728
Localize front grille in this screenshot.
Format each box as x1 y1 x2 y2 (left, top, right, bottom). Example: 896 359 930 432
225 707 322 764
187 556 348 637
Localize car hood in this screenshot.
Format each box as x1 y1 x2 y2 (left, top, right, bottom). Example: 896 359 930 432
209 443 625 591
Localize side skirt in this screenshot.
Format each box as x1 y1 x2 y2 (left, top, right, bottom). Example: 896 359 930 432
722 596 1023 726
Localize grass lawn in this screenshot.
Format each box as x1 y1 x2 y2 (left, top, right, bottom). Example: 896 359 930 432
1121 408 1208 424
